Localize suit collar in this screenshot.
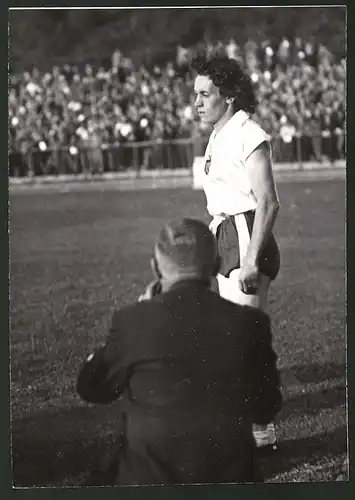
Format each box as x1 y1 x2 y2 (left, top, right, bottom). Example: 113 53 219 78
166 278 211 293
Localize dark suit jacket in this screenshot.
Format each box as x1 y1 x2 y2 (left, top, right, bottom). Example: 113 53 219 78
77 279 282 486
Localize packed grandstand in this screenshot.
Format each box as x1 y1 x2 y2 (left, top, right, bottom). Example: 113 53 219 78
9 35 346 176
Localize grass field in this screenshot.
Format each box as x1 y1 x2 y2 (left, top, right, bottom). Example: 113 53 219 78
9 178 347 486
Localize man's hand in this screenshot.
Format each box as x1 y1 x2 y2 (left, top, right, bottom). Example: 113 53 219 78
138 280 162 302
238 261 261 295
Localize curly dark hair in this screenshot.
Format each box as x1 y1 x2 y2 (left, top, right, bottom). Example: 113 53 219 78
191 55 257 115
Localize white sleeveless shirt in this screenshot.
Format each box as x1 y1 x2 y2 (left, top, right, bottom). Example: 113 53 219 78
203 110 271 219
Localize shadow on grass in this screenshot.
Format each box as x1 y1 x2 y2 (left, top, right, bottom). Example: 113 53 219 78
11 403 121 487
13 423 348 487
279 385 346 420
12 362 347 487
281 362 346 386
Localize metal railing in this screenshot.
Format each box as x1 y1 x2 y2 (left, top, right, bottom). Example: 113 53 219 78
9 133 345 179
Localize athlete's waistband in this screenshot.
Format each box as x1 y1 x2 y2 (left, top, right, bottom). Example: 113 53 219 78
209 211 255 235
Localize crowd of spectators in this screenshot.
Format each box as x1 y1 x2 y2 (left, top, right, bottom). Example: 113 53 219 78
9 36 346 175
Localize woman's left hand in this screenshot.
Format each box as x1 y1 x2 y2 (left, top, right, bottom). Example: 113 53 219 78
238 261 261 295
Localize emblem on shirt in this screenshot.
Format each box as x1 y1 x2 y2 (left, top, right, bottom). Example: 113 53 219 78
204 155 211 175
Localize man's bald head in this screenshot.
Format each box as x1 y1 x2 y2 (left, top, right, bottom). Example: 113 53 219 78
154 218 219 282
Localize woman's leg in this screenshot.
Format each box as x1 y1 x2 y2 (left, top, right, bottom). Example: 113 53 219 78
216 270 278 449
216 270 270 310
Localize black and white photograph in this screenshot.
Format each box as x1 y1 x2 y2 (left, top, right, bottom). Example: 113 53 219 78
8 5 347 488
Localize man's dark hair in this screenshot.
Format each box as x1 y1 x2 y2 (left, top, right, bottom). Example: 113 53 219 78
191 55 257 114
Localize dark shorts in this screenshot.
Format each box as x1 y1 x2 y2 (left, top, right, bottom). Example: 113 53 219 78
215 211 280 281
